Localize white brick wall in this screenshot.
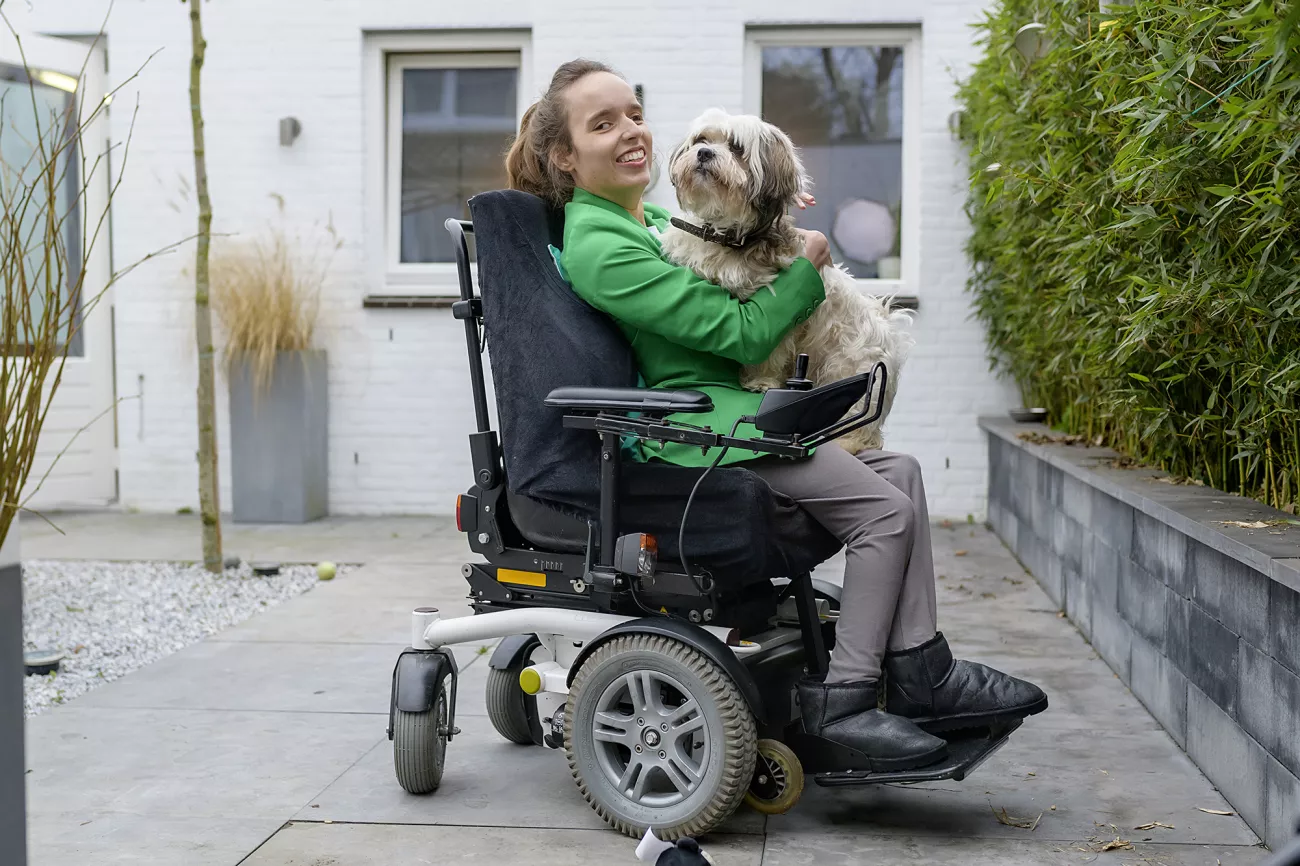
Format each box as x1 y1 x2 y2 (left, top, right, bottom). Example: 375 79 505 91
24 0 1016 520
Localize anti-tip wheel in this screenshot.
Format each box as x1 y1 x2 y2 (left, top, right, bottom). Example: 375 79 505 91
744 738 804 815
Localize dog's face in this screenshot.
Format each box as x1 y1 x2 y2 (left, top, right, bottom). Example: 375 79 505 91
669 108 809 229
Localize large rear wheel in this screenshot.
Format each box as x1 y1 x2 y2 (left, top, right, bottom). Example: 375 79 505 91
565 634 756 840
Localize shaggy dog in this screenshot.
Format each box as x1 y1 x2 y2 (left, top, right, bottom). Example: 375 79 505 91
659 108 914 453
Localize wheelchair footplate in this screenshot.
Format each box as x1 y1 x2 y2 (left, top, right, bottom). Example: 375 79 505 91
789 719 1021 788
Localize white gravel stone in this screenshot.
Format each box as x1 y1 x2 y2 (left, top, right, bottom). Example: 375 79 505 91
21 560 340 717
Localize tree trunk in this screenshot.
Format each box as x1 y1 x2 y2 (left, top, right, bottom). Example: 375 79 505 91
188 0 222 572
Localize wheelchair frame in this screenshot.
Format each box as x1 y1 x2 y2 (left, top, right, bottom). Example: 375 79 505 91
388 211 1023 838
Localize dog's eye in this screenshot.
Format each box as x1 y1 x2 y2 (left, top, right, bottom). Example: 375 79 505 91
728 140 744 157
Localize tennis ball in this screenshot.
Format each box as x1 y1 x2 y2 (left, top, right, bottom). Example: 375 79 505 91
316 561 337 581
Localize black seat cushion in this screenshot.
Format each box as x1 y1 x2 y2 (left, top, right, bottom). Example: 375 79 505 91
470 189 840 583
506 490 587 553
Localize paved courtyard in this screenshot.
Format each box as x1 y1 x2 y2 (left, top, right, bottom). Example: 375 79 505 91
22 513 1270 864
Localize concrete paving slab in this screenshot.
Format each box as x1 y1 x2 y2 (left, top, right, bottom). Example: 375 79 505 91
296 724 606 830
216 590 477 644
765 724 1253 846
760 832 1267 865
27 814 284 866
25 706 382 821
300 560 474 599
22 511 463 564
72 640 483 715
20 513 1279 864
244 821 765 865
297 718 766 836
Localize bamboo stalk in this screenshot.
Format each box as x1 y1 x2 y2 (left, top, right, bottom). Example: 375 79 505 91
188 0 222 572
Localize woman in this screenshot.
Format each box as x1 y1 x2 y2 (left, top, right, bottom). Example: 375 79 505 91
506 59 1046 771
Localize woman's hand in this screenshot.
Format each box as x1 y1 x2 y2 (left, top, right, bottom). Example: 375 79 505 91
796 192 817 210
795 228 832 270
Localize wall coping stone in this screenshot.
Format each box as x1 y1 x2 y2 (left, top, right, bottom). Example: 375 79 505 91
980 416 1300 595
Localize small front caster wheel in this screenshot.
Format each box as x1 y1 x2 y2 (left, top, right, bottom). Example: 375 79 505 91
393 683 449 794
744 738 804 815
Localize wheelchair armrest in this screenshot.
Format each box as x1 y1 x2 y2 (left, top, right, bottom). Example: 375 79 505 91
545 386 713 416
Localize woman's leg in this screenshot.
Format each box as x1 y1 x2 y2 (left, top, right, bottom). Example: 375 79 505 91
853 452 1050 730
854 450 938 651
749 445 949 769
747 444 916 683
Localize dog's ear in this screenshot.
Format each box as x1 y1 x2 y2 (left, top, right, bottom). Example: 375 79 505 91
667 136 693 205
754 125 810 212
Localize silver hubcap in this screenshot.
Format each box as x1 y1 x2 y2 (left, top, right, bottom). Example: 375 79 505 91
592 670 709 807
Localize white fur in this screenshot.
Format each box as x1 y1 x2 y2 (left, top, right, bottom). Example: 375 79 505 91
660 108 915 453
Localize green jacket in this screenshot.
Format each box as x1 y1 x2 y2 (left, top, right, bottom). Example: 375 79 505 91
559 187 826 467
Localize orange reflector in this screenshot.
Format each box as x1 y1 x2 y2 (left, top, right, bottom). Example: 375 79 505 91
455 495 464 532
498 568 546 588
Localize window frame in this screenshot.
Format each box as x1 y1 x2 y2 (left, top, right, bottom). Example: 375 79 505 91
363 31 531 297
743 27 923 298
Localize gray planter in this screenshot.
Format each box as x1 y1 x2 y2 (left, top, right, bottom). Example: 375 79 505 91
1 517 27 866
229 350 329 523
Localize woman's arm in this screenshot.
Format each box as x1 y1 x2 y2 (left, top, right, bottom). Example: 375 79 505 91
563 224 825 366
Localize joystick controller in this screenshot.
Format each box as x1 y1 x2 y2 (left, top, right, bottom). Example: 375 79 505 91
785 354 814 391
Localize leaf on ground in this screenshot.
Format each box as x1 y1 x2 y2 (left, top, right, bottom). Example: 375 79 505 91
954 550 968 556
992 805 1042 830
1100 837 1133 851
1134 821 1175 830
1197 808 1234 816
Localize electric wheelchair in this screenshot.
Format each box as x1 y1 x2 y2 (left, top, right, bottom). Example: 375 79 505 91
387 189 1027 840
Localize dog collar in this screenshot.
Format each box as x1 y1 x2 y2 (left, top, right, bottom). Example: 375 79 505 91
669 216 758 248
670 203 785 250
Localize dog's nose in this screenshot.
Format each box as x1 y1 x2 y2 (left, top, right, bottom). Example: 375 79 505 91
697 147 715 163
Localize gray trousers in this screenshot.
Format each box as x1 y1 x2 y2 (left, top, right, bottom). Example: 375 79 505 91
749 446 938 683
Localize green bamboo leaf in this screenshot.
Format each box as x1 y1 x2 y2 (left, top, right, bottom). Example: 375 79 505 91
1129 373 1151 382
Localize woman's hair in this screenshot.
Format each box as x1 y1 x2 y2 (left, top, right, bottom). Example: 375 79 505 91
505 59 618 208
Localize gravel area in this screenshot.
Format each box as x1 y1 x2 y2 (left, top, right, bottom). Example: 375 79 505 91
21 560 340 717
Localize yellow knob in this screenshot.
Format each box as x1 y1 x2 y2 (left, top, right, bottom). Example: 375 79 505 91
519 667 542 695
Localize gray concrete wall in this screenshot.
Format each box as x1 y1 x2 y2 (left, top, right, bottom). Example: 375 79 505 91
1 520 27 865
982 417 1300 851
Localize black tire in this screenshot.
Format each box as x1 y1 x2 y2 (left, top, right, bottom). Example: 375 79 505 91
393 684 448 794
565 633 757 840
486 665 538 745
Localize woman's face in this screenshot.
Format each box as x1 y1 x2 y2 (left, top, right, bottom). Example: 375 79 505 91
554 72 653 205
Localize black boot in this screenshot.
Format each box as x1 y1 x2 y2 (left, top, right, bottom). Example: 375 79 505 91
884 633 1048 732
797 676 948 772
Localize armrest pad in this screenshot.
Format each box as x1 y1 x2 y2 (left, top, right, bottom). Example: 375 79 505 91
544 386 713 415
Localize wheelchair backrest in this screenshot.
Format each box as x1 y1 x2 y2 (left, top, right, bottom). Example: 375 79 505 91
468 189 638 512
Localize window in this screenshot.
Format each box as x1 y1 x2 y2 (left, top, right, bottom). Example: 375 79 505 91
745 29 921 293
0 61 83 355
365 33 530 295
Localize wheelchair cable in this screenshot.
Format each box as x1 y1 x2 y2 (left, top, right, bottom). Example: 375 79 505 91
678 419 745 595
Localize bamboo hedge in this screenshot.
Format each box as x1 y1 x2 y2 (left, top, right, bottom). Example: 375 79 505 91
959 0 1300 510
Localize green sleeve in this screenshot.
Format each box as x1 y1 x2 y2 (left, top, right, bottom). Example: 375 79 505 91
562 223 826 366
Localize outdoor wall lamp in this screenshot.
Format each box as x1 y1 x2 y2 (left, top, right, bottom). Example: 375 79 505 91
279 116 301 147
1013 22 1051 63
